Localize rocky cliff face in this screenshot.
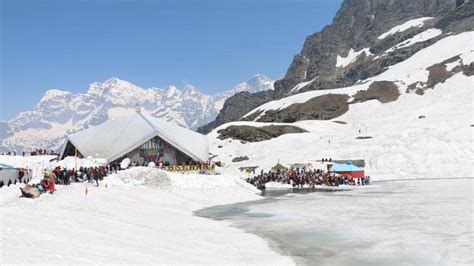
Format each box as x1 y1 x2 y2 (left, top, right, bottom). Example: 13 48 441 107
198 0 472 133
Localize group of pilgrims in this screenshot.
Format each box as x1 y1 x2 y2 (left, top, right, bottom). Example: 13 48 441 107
246 167 371 190
19 164 119 198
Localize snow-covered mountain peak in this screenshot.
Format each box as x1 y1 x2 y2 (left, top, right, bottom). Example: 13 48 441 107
164 86 180 97
231 74 274 94
40 89 72 102
1 74 274 152
87 77 144 97
183 84 200 96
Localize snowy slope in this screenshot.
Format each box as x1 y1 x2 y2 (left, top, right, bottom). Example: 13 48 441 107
211 32 474 180
0 75 273 153
0 165 293 265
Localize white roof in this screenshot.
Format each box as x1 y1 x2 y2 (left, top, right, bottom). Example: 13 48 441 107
61 112 209 162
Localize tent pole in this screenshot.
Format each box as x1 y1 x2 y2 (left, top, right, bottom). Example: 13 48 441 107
75 147 77 170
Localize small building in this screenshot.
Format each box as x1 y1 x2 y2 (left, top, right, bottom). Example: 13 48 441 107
59 112 209 165
330 161 365 178
0 163 32 187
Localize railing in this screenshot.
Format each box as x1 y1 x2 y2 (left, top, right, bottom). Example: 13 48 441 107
160 165 215 172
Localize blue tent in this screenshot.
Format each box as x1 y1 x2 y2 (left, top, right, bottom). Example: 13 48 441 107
330 161 364 172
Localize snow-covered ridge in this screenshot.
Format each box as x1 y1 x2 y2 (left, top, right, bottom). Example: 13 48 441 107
378 17 434 40
289 76 318 94
336 48 372 68
245 32 473 118
1 75 274 152
383 28 443 55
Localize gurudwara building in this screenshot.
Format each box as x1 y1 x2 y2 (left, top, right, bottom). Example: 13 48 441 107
59 111 209 166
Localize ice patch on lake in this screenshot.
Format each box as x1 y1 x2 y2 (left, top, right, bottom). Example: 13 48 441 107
199 178 474 266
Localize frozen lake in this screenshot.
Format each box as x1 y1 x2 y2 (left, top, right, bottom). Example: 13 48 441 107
196 178 473 265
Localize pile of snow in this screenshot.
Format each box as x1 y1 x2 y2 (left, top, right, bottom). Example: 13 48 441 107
378 17 433 40
105 167 171 188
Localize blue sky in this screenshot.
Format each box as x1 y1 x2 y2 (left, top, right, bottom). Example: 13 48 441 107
1 0 342 120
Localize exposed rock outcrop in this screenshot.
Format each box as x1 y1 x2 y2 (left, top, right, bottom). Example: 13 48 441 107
232 156 249 163
255 94 350 123
217 125 308 142
351 81 400 104
198 90 274 134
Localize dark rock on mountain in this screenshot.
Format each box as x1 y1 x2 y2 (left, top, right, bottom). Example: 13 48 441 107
232 156 249 163
435 0 474 31
198 90 274 134
217 125 307 142
407 55 473 95
356 136 373 139
255 94 350 123
350 81 400 104
200 0 472 133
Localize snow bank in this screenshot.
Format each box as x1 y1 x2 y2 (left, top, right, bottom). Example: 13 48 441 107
378 17 433 39
0 161 292 264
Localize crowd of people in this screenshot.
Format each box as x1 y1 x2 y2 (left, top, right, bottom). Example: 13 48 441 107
246 167 371 190
50 165 112 187
23 164 117 197
1 149 58 156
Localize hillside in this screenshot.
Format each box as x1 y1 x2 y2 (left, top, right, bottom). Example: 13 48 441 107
209 31 474 180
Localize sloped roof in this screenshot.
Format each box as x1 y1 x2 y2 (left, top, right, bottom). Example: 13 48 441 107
330 162 364 172
61 112 209 162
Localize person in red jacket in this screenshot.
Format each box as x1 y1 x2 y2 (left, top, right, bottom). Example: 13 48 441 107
43 174 56 194
47 177 55 194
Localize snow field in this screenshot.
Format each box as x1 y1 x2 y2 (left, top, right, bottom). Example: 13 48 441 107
0 166 293 265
